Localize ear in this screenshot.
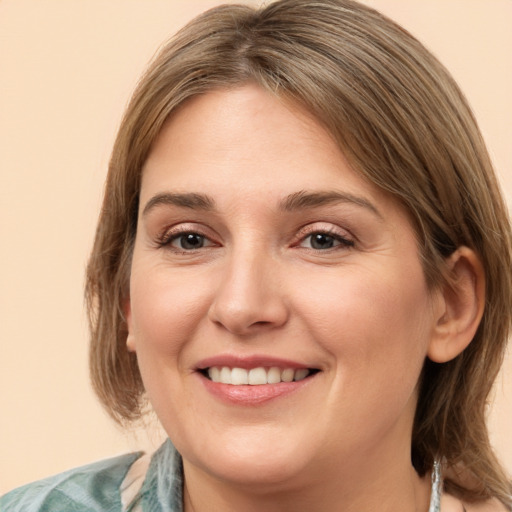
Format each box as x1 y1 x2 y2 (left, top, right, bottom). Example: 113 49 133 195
124 298 136 353
427 247 485 363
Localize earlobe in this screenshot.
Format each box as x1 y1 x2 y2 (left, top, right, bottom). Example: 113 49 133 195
124 298 136 353
427 247 485 363
127 332 136 353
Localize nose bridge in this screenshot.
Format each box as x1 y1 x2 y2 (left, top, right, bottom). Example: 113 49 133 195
208 238 287 334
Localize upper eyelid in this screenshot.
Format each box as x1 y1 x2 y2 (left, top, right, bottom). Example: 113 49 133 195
154 220 355 245
157 223 215 245
294 222 354 240
291 223 357 252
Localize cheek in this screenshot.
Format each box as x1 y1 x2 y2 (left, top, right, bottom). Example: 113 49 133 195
294 261 433 380
127 264 214 427
129 263 212 359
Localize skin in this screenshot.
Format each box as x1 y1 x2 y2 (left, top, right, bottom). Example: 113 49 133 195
126 84 485 511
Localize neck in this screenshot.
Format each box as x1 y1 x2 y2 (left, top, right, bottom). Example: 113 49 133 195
182 450 432 512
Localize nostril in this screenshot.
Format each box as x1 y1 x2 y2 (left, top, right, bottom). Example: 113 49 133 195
251 320 272 327
208 303 288 335
206 264 289 334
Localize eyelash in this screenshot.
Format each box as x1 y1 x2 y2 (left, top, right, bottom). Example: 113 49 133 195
156 225 215 253
155 225 355 253
294 226 355 251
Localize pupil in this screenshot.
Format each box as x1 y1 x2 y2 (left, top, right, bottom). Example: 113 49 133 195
311 233 334 249
181 233 204 249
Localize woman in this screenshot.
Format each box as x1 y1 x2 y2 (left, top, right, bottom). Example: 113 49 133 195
2 0 511 510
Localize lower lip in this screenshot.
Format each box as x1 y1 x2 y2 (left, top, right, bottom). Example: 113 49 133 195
198 373 316 405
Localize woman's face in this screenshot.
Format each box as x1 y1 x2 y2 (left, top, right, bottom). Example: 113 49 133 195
127 84 442 487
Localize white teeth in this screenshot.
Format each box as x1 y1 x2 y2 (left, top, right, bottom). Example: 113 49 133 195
267 367 281 384
248 367 267 385
281 368 294 382
219 367 232 384
294 368 309 381
231 367 249 385
209 366 221 383
206 366 312 385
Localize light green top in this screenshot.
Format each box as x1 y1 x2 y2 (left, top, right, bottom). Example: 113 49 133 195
1 440 440 511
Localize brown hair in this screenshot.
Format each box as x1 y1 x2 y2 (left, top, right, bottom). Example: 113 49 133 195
86 0 512 506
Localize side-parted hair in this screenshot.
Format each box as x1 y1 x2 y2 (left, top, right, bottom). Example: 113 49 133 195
86 0 512 506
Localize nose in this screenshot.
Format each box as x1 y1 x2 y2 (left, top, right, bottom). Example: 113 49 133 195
207 248 289 336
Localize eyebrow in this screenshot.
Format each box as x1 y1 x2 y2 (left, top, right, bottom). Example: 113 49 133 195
279 190 382 218
142 192 216 216
142 189 381 218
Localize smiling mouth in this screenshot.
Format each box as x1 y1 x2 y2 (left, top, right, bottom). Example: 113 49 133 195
201 366 319 385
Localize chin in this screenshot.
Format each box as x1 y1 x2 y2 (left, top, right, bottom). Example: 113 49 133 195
205 455 307 490
183 427 314 488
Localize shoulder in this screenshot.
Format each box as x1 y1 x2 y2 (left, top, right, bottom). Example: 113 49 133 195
0 452 143 512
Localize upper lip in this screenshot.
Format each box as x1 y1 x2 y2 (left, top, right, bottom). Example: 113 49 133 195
195 354 318 371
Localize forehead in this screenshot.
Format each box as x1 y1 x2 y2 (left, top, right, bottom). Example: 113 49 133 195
140 84 399 218
144 85 341 172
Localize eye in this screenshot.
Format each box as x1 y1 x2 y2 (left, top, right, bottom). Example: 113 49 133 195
299 231 354 250
172 233 206 250
156 226 218 252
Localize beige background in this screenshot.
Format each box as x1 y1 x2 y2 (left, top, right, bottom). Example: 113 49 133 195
0 0 510 494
